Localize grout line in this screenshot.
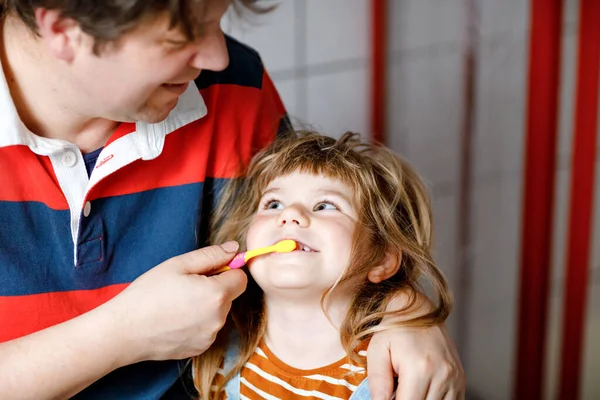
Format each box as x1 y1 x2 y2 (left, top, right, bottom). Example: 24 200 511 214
268 57 369 82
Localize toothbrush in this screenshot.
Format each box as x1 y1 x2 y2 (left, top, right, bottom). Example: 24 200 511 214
213 239 297 274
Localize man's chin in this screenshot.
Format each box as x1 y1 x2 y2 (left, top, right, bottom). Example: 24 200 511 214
135 101 178 124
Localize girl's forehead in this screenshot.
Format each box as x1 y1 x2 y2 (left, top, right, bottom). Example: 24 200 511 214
263 170 348 186
260 170 360 201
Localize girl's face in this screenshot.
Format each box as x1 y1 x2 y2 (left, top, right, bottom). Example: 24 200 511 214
245 171 359 298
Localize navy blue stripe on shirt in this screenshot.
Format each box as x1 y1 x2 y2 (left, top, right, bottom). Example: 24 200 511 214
0 178 229 296
83 147 104 178
73 360 189 400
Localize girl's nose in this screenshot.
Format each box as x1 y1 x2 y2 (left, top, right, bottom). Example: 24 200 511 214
277 204 309 227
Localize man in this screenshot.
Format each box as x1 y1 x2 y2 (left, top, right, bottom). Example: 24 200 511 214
0 0 465 398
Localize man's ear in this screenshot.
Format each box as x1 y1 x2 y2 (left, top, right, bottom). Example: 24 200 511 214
367 250 402 284
35 8 82 62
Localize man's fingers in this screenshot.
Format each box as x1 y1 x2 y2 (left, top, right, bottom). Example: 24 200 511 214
366 341 395 400
395 371 430 400
209 269 248 301
440 388 459 400
175 241 239 275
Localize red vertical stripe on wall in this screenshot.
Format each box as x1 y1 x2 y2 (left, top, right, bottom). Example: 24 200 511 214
514 1 563 399
371 0 387 144
558 0 600 398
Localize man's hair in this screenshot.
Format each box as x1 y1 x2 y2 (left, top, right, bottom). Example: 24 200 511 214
1 0 265 51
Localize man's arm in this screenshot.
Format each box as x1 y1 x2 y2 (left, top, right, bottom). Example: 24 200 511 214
0 302 133 400
0 242 247 400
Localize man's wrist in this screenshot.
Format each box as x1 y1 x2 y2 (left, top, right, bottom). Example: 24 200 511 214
385 290 435 320
86 298 141 369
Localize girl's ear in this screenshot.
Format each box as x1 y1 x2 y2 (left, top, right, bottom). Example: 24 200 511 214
367 250 402 284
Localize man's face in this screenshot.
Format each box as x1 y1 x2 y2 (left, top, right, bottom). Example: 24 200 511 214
65 0 230 123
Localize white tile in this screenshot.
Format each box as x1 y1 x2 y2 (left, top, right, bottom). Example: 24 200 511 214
388 0 463 53
479 0 529 37
428 0 464 47
388 0 433 52
473 34 528 178
462 177 523 399
550 166 571 289
431 193 459 338
431 193 458 290
545 287 565 400
564 0 579 29
386 60 415 156
305 68 369 138
271 78 297 120
221 0 296 72
388 51 462 187
305 0 369 66
464 302 516 400
470 177 522 311
557 30 578 158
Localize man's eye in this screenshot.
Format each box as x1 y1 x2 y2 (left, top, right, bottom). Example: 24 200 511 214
164 40 189 49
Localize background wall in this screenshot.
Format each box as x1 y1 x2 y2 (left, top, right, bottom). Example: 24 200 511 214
222 1 600 398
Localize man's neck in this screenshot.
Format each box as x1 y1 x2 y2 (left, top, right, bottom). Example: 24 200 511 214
263 294 350 370
0 14 117 153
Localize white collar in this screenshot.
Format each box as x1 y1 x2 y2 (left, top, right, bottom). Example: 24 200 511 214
0 60 207 157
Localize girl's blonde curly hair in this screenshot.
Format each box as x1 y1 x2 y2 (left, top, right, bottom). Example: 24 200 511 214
193 130 452 399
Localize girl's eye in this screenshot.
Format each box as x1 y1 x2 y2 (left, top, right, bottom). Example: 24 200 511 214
264 200 284 210
314 201 339 211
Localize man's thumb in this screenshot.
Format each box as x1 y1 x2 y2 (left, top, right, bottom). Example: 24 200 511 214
177 241 239 275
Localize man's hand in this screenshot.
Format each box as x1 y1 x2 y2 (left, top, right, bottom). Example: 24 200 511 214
0 241 247 400
367 323 465 400
366 292 465 400
104 241 248 364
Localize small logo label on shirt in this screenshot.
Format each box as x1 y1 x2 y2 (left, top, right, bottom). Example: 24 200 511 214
96 154 114 168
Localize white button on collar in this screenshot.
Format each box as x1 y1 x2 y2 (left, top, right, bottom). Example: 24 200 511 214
62 151 77 167
83 201 92 217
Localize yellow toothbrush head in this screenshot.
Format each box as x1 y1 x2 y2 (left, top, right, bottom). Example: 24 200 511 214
215 239 298 273
244 239 297 260
270 239 297 253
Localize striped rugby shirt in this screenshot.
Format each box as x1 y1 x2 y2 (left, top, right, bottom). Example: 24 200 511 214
0 35 287 399
216 340 371 399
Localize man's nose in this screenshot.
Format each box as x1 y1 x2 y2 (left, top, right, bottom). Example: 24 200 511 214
190 30 229 72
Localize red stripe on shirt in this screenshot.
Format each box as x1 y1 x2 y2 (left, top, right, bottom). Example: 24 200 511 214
0 145 68 209
105 122 136 146
0 284 128 342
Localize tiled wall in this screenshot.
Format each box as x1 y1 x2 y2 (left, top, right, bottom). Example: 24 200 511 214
222 0 370 136
223 1 600 399
386 1 530 397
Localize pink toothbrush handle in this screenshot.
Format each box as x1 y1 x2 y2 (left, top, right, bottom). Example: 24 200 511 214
227 252 247 269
